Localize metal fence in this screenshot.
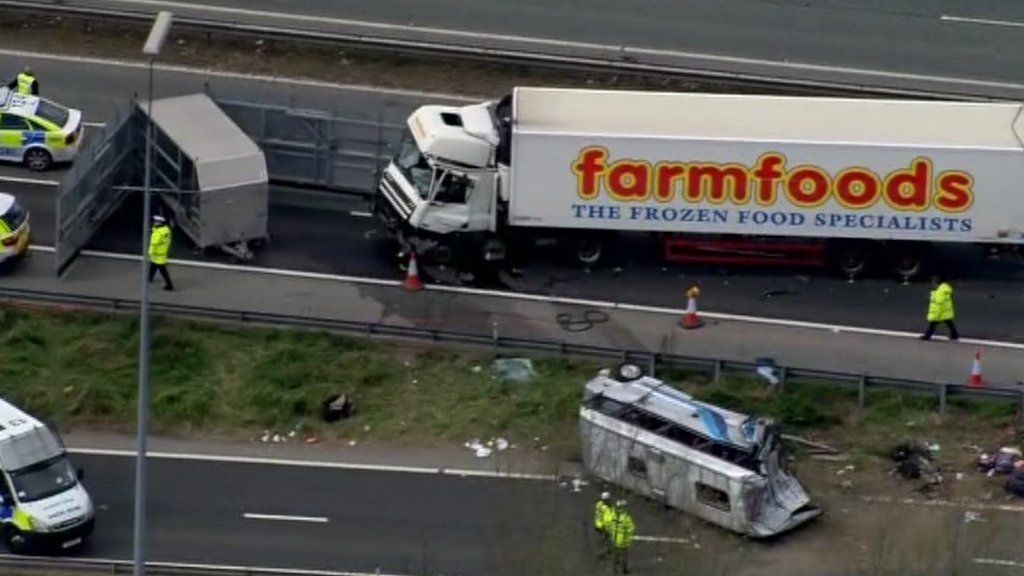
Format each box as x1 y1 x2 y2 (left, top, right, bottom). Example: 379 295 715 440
54 107 142 276
215 95 407 195
2 286 1020 416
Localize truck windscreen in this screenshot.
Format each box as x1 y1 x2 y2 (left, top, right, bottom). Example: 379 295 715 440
396 134 433 200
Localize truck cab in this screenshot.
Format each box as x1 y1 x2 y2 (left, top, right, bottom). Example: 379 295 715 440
374 100 505 264
0 400 95 554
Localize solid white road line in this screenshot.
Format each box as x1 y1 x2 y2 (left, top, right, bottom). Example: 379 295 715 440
973 558 1024 569
82 121 107 128
0 175 60 186
27 244 1024 352
942 15 1024 29
860 495 1024 514
0 554 411 576
0 47 477 102
634 535 691 544
244 512 329 524
61 0 1024 93
66 447 558 481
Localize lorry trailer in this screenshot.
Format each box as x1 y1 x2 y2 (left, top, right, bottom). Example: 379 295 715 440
373 87 1024 278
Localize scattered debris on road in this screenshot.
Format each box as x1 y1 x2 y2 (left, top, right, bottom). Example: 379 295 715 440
491 357 537 383
321 393 356 422
890 441 942 490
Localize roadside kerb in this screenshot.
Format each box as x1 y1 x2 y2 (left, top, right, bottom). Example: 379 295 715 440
2 285 1020 415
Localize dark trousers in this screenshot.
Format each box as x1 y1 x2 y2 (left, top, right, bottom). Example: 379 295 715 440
148 262 174 289
612 547 630 574
921 320 958 340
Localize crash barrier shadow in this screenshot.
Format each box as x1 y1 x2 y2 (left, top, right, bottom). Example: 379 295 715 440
2 286 1020 416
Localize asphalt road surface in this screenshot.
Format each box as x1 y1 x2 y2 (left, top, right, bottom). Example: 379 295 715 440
26 0 1024 98
65 452 686 576
3 52 1024 341
18 448 1024 576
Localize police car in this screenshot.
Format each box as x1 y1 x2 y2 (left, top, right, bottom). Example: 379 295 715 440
0 86 82 171
0 192 29 266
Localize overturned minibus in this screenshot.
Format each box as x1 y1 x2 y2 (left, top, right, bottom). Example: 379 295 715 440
579 364 821 538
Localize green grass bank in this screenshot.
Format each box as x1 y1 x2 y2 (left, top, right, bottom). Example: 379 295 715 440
0 305 1017 463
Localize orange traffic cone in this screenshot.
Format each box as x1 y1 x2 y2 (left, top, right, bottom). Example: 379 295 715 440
680 286 704 329
403 250 423 292
969 350 983 388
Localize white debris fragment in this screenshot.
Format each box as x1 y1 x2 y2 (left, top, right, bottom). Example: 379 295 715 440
465 439 493 458
472 366 483 373
347 440 357 447
964 511 984 523
570 478 588 493
495 438 510 451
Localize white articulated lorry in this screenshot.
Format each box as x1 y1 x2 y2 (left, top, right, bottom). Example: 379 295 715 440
373 87 1024 278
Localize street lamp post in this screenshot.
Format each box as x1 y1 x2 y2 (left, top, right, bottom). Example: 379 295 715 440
135 11 173 576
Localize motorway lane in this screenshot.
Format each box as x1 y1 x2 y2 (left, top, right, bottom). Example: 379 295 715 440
3 51 1023 340
38 0 1024 97
72 453 683 575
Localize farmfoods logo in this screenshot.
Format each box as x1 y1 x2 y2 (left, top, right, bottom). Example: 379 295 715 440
568 147 975 232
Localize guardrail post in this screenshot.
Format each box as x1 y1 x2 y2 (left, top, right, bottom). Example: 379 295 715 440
491 320 499 356
712 359 723 384
938 383 947 415
647 354 656 378
778 366 787 393
858 374 867 409
1019 390 1024 418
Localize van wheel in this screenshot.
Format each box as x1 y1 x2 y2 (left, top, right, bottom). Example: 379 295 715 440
23 148 52 172
616 363 645 382
3 525 28 554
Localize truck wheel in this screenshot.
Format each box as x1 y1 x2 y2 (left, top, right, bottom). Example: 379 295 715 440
3 525 27 554
23 148 52 172
431 244 453 266
832 245 871 278
575 238 602 265
889 246 924 280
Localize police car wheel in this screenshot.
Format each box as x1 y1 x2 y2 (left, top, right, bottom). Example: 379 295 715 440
23 148 52 172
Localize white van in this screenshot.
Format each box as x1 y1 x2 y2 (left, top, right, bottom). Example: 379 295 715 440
0 399 94 553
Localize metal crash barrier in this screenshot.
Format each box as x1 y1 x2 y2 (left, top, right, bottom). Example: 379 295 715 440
54 108 142 276
53 89 441 277
214 94 406 195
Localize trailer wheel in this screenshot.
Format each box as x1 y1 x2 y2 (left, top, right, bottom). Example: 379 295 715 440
574 238 602 266
889 246 924 280
832 244 871 278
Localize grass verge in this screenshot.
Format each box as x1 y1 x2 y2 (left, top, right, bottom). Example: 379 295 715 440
0 304 1019 479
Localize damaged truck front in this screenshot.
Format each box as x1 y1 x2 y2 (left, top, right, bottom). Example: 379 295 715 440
579 365 821 538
